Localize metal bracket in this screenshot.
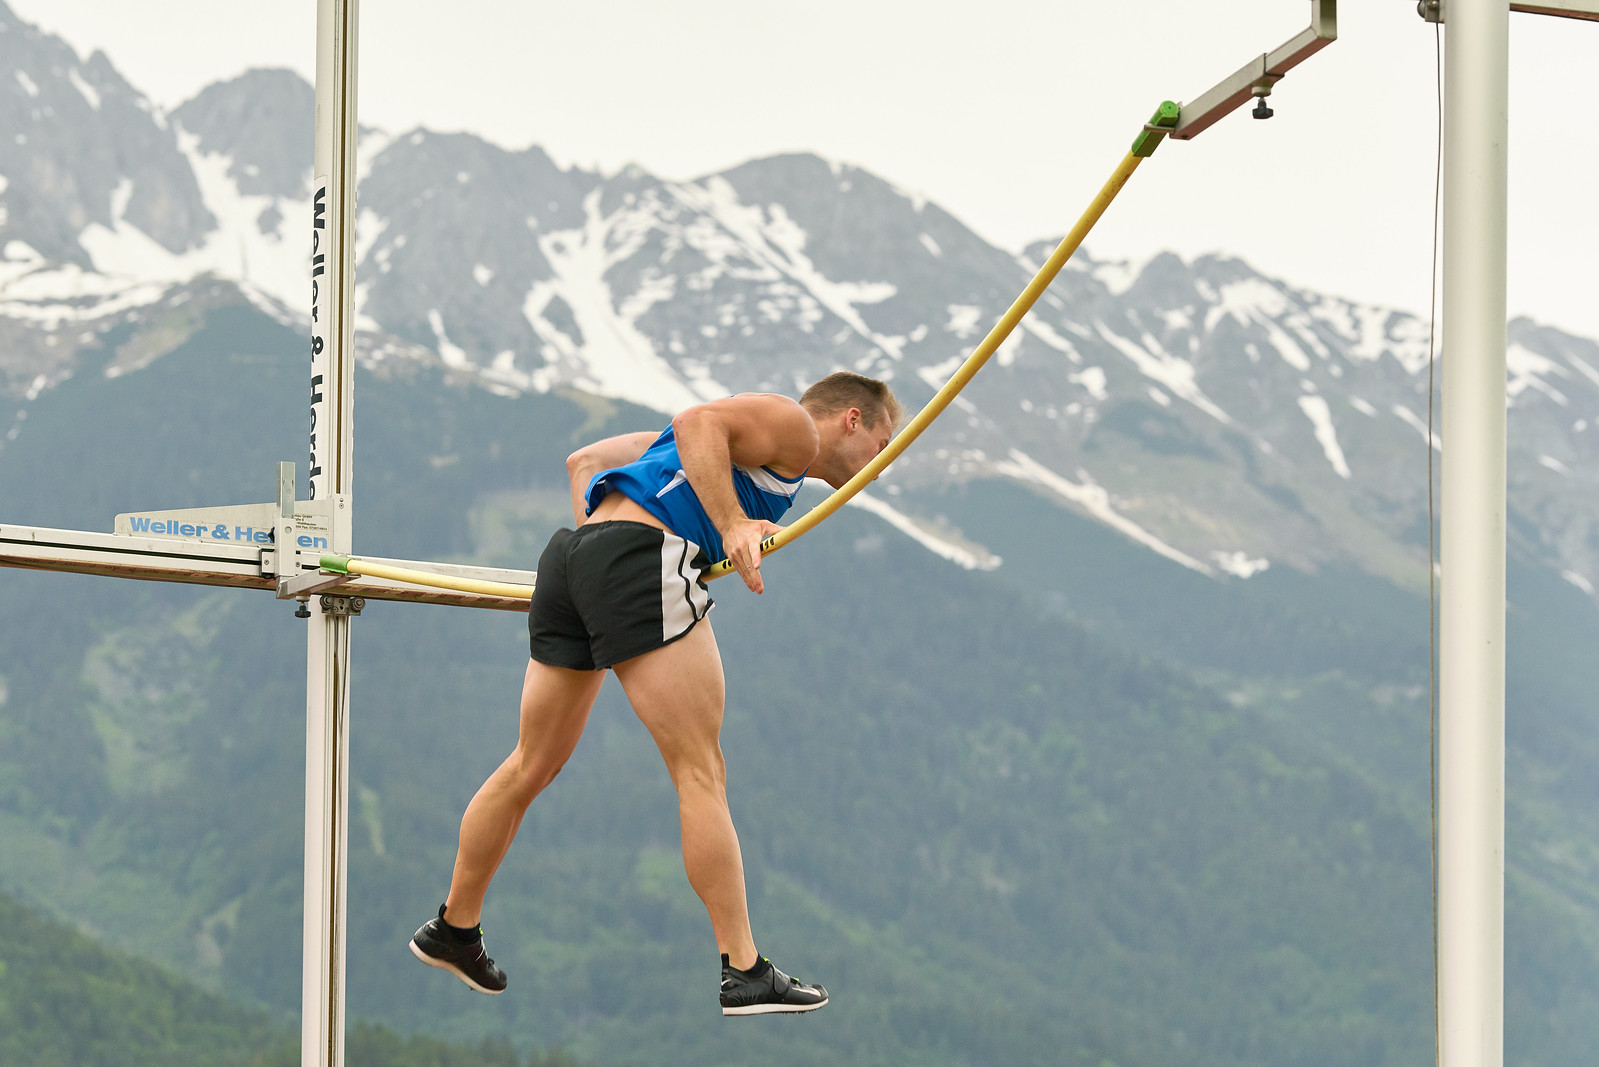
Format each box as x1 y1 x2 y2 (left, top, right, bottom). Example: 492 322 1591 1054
318 594 365 617
279 568 356 598
1170 0 1338 140
1418 0 1443 22
272 461 352 598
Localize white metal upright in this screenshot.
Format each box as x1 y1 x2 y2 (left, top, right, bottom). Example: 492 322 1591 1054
1 8 535 1066
305 3 360 1066
1437 2 1509 1066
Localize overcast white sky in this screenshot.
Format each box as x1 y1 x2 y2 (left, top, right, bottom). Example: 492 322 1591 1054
13 1 1599 340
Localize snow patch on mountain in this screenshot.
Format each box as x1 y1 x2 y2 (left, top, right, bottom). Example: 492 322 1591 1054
1090 255 1149 296
848 491 1001 571
1538 455 1570 476
526 190 718 413
1070 366 1108 401
0 236 169 328
1206 277 1287 332
1507 343 1571 406
1391 404 1441 451
1022 318 1082 362
1213 550 1270 579
67 67 100 109
1565 353 1599 390
426 309 469 369
63 130 308 325
946 305 982 339
1094 322 1231 424
672 176 905 361
1262 318 1313 372
994 449 1211 575
1297 394 1353 479
918 354 964 393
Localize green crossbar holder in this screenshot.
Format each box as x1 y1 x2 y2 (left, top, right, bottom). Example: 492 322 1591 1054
1132 100 1182 158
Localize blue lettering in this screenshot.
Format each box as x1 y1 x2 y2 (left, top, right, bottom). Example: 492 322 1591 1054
296 535 330 550
181 524 197 537
130 517 151 532
212 524 229 539
256 529 273 544
152 520 167 533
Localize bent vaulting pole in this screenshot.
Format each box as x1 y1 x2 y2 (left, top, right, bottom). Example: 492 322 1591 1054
702 103 1181 581
305 2 359 1066
1438 2 1509 1067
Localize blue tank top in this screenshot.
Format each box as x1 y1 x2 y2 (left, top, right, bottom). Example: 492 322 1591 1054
584 424 807 565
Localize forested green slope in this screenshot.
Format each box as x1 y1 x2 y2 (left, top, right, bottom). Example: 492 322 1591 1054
2 296 1596 1066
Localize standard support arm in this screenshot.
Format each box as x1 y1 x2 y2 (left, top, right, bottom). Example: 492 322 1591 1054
1170 0 1338 140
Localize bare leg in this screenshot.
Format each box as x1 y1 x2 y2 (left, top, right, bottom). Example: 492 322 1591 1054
443 657 605 928
611 620 758 970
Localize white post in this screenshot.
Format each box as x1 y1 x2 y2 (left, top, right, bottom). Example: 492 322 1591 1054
1438 2 1508 1066
305 3 359 1066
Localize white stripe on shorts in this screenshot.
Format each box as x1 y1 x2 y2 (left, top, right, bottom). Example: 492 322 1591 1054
659 531 711 641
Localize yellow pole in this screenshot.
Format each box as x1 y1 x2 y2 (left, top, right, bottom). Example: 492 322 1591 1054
704 110 1173 582
324 555 534 599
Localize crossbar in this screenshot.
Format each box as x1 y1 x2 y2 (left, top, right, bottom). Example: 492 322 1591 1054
0 523 533 611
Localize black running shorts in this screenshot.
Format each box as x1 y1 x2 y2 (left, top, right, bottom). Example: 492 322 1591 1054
528 520 714 670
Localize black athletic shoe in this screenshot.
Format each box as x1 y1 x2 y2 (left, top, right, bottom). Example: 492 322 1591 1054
408 908 507 995
719 954 829 1016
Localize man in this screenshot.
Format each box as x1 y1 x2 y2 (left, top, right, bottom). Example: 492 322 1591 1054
410 370 901 1016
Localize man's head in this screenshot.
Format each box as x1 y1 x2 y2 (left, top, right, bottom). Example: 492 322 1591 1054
799 371 903 488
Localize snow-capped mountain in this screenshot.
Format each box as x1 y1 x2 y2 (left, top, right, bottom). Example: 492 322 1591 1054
1 2 1595 601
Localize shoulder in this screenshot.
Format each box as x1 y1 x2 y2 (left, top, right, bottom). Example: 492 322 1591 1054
673 394 818 476
674 393 809 431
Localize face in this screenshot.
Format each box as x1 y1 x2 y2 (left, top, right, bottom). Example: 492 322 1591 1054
823 408 894 488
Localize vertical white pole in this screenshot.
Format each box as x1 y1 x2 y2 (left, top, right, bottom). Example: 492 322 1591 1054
306 3 359 1066
1438 2 1508 1066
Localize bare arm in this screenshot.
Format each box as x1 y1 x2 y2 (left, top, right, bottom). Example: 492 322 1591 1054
565 431 659 525
672 394 818 594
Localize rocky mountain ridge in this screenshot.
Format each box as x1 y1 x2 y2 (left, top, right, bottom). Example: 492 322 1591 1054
1 3 1594 602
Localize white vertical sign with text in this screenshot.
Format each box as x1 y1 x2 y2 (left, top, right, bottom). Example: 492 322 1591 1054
309 176 330 501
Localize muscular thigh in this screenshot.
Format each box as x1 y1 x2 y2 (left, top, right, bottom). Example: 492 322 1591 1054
611 619 726 773
515 657 606 762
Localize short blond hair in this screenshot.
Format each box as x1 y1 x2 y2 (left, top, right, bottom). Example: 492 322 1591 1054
800 371 903 431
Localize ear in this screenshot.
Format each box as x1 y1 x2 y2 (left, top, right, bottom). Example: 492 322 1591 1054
845 406 863 432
